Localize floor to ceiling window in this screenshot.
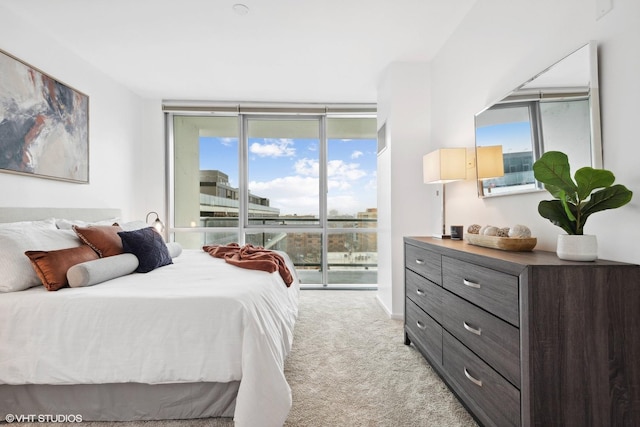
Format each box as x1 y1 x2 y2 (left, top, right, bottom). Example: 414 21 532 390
166 104 377 289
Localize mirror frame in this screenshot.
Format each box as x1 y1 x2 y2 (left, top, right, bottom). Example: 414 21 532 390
474 41 602 198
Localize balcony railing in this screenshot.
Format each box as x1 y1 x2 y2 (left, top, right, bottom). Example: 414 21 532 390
172 216 377 286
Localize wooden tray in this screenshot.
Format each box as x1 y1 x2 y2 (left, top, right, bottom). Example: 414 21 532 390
465 234 537 252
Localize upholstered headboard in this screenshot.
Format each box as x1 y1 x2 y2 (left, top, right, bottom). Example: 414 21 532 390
0 207 122 224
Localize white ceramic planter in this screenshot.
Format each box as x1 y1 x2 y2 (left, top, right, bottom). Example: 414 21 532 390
556 234 598 261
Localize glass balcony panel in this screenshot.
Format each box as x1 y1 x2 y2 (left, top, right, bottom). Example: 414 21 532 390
172 231 239 250
326 231 377 286
245 231 322 285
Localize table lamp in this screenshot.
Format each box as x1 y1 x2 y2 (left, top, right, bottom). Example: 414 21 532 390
423 148 467 238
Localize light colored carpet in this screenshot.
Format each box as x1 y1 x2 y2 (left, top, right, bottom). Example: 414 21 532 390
19 290 477 427
282 290 476 427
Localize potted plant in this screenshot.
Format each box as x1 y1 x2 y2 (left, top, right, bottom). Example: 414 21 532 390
532 151 633 261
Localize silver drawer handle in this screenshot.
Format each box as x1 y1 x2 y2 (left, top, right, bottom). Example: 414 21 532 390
416 288 425 296
416 321 426 330
463 279 481 289
415 259 425 265
463 321 482 336
464 367 483 387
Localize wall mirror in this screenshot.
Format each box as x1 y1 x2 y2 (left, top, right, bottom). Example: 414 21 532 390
474 41 602 197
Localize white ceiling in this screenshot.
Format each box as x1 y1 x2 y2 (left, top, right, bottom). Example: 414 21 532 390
3 0 477 103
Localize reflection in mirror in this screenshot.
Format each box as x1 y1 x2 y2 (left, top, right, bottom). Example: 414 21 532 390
476 145 504 181
475 42 602 197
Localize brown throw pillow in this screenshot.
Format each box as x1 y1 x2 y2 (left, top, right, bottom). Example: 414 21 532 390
73 224 124 257
25 246 99 291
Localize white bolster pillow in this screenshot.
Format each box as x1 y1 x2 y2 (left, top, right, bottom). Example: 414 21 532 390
166 241 182 258
67 253 139 288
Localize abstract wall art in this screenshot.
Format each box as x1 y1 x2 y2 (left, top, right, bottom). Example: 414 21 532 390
0 49 89 183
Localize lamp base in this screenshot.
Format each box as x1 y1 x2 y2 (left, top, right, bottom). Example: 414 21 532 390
432 234 452 239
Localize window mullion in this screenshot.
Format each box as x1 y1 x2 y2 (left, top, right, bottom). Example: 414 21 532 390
238 114 248 244
319 116 329 287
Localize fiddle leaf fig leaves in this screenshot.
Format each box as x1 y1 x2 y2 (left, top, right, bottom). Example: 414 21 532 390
533 151 633 235
533 151 577 199
574 167 615 201
538 200 577 235
580 184 634 219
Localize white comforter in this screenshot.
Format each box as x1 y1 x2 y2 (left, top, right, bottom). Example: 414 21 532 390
0 249 300 427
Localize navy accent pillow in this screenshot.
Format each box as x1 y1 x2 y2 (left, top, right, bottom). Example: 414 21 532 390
117 227 172 273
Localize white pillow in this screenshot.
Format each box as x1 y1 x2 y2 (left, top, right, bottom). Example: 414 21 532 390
67 254 139 288
118 220 151 231
0 218 57 230
55 218 119 230
0 228 82 292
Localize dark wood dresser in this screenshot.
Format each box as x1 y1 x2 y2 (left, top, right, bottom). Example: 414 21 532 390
403 236 640 427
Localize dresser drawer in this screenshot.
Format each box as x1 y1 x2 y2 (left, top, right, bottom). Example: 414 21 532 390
405 244 442 285
443 331 520 427
406 269 444 323
442 292 520 388
442 256 519 326
405 299 442 365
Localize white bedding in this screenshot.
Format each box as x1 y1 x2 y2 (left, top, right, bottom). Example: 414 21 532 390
0 249 300 427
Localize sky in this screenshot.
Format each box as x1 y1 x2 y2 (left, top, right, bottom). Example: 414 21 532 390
475 121 533 154
200 136 377 217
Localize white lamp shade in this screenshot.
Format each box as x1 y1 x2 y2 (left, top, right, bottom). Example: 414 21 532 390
423 148 467 183
476 145 505 179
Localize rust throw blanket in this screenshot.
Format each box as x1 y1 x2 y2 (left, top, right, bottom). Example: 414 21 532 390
203 243 294 287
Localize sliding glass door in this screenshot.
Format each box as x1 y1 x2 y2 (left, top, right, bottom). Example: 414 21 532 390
168 108 377 288
244 116 324 285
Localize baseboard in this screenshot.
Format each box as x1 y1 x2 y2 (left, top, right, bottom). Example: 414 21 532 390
375 294 403 320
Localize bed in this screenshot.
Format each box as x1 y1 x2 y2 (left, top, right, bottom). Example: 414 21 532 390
0 207 300 427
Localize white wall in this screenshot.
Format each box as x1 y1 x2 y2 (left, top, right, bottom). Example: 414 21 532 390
0 6 144 221
432 0 640 264
377 0 640 317
133 98 166 220
377 62 433 318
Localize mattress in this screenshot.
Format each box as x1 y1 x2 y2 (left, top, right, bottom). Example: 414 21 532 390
0 249 300 427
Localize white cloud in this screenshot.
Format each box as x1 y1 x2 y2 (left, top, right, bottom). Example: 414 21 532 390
220 137 236 147
327 195 362 214
294 158 368 181
250 175 318 196
294 158 319 176
250 175 319 215
249 138 296 157
248 156 373 216
328 159 367 181
328 179 351 191
364 177 377 192
351 150 363 159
